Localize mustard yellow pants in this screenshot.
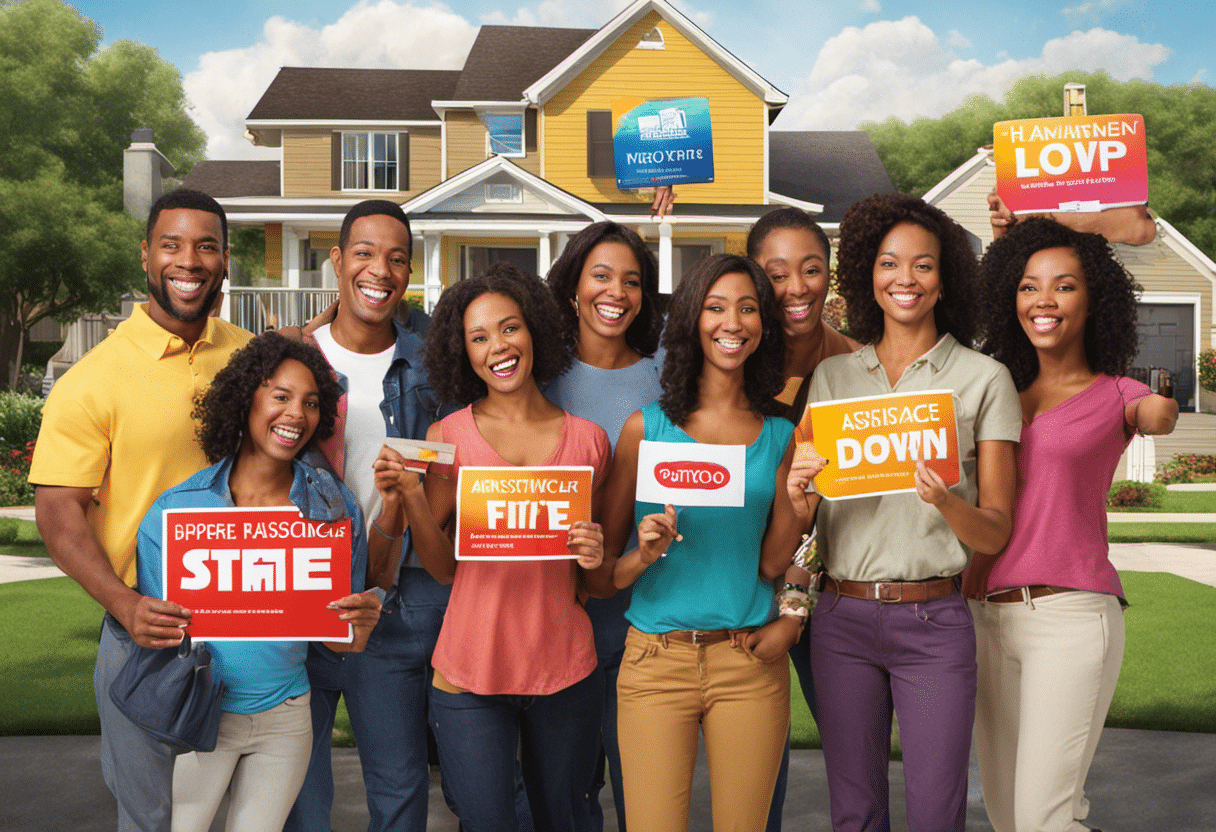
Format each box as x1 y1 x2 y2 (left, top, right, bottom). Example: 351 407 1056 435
616 626 789 832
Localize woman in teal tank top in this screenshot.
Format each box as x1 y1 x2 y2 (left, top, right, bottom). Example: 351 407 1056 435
602 254 812 832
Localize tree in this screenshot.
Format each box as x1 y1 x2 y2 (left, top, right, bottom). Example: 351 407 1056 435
862 71 1216 261
0 0 206 387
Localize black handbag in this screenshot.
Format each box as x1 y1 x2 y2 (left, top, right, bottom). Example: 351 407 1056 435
109 629 224 753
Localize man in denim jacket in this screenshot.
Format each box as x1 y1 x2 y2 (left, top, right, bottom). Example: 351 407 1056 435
285 200 449 832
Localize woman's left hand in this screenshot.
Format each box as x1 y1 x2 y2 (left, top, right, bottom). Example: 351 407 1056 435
914 461 951 507
567 520 605 570
744 615 802 663
323 591 383 653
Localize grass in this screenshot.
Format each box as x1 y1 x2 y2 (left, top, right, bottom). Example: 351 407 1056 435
1109 490 1216 513
0 519 45 556
2 572 1212 746
1109 524 1216 545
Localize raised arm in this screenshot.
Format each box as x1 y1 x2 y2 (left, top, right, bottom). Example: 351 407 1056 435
914 439 1016 555
36 486 191 648
374 423 458 584
605 411 680 589
759 437 815 582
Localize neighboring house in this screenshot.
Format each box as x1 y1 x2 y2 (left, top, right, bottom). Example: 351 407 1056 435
181 0 892 327
925 147 1216 413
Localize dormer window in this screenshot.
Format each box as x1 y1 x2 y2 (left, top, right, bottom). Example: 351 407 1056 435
637 26 665 50
483 112 525 156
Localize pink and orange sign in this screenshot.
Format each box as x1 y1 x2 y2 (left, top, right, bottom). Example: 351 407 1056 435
455 467 593 560
799 390 960 500
162 507 353 641
994 114 1147 214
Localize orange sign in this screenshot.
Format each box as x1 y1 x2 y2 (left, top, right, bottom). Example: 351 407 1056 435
800 390 959 500
994 114 1147 214
455 466 593 560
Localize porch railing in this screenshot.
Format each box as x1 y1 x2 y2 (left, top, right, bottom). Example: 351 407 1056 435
226 287 338 332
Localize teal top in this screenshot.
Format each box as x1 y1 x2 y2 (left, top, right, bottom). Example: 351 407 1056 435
627 402 794 633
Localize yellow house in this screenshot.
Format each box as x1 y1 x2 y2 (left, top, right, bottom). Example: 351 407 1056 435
183 0 893 325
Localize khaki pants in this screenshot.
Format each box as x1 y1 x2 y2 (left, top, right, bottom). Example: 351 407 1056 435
172 692 313 832
971 592 1124 832
617 626 789 832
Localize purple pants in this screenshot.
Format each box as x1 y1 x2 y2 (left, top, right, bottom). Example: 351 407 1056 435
810 590 976 832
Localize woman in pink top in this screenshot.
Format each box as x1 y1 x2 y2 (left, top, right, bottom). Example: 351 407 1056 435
967 217 1178 832
375 263 612 832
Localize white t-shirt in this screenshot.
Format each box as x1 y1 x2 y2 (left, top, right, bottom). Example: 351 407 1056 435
312 325 394 546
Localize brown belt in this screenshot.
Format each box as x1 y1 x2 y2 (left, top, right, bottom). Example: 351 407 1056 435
985 585 1076 604
660 629 750 646
822 574 959 603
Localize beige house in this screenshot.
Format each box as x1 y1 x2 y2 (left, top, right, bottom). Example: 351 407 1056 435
925 147 1215 413
181 0 893 329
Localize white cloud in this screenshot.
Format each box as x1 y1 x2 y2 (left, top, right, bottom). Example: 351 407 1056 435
947 29 971 49
860 0 881 13
184 1 478 160
1063 0 1128 22
481 0 712 31
777 17 1171 130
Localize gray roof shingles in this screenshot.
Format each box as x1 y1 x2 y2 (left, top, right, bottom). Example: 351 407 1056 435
247 67 462 121
451 25 594 101
182 160 281 198
768 131 895 222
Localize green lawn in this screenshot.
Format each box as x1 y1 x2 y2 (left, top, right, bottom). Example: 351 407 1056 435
1109 524 1216 545
0 518 47 557
3 572 1211 749
1109 490 1216 513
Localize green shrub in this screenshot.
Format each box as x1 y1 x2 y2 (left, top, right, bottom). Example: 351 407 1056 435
1158 453 1216 485
1107 480 1166 508
0 467 33 507
0 518 17 544
1200 348 1216 393
0 392 42 449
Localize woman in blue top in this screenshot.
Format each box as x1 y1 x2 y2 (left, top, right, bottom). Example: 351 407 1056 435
603 254 811 832
544 221 664 832
137 333 381 832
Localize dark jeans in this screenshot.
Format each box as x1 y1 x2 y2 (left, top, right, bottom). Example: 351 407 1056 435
766 621 818 832
811 591 976 832
285 567 449 832
430 666 604 832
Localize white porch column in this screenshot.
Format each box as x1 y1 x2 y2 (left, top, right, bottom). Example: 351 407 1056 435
658 221 674 294
283 226 301 290
537 233 553 279
424 232 443 312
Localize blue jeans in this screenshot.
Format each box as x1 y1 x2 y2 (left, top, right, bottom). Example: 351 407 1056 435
767 621 819 832
285 567 449 832
430 666 603 832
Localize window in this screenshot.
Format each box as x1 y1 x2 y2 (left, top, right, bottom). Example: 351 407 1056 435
484 183 523 203
586 110 614 178
341 132 398 190
637 26 665 49
483 112 524 156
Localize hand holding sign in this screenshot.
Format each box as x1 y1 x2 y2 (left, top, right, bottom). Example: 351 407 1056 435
566 521 605 570
638 504 680 565
786 442 829 518
322 591 382 653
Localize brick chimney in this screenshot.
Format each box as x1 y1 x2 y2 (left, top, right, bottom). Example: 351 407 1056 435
123 128 176 219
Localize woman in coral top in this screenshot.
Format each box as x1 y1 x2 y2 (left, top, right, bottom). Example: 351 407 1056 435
376 263 612 832
967 217 1177 832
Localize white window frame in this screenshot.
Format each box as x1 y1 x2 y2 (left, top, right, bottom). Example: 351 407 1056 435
637 26 665 50
484 182 524 204
482 111 525 158
342 131 398 191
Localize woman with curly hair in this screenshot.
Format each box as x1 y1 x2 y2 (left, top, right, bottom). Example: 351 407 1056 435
602 253 810 832
786 193 1022 831
966 217 1177 832
136 332 381 832
375 262 612 832
543 221 664 831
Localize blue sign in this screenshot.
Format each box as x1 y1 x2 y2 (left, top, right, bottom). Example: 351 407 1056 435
613 97 714 190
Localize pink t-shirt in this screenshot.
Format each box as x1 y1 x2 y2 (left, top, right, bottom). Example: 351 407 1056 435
984 375 1151 598
431 405 609 696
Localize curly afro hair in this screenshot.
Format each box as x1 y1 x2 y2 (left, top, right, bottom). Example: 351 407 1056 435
193 332 342 463
545 221 662 357
426 262 574 406
835 193 978 346
659 254 786 426
976 217 1141 391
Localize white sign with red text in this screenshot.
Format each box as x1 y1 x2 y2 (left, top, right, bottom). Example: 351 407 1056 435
635 440 745 508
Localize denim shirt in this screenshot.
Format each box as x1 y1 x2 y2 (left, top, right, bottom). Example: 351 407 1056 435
136 455 369 713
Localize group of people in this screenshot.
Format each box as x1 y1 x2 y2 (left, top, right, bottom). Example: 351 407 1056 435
30 184 1176 832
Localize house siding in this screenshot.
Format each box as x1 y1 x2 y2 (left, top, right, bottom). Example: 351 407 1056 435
446 111 488 178
411 127 443 192
265 223 283 283
282 130 334 196
542 11 767 205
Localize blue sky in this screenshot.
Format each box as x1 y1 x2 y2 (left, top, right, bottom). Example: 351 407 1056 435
71 0 1212 160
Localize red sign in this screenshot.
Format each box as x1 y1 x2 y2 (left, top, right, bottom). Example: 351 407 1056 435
455 467 593 560
163 507 353 641
654 460 731 490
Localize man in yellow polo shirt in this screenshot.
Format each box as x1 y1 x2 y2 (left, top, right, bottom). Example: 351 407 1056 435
29 188 251 832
